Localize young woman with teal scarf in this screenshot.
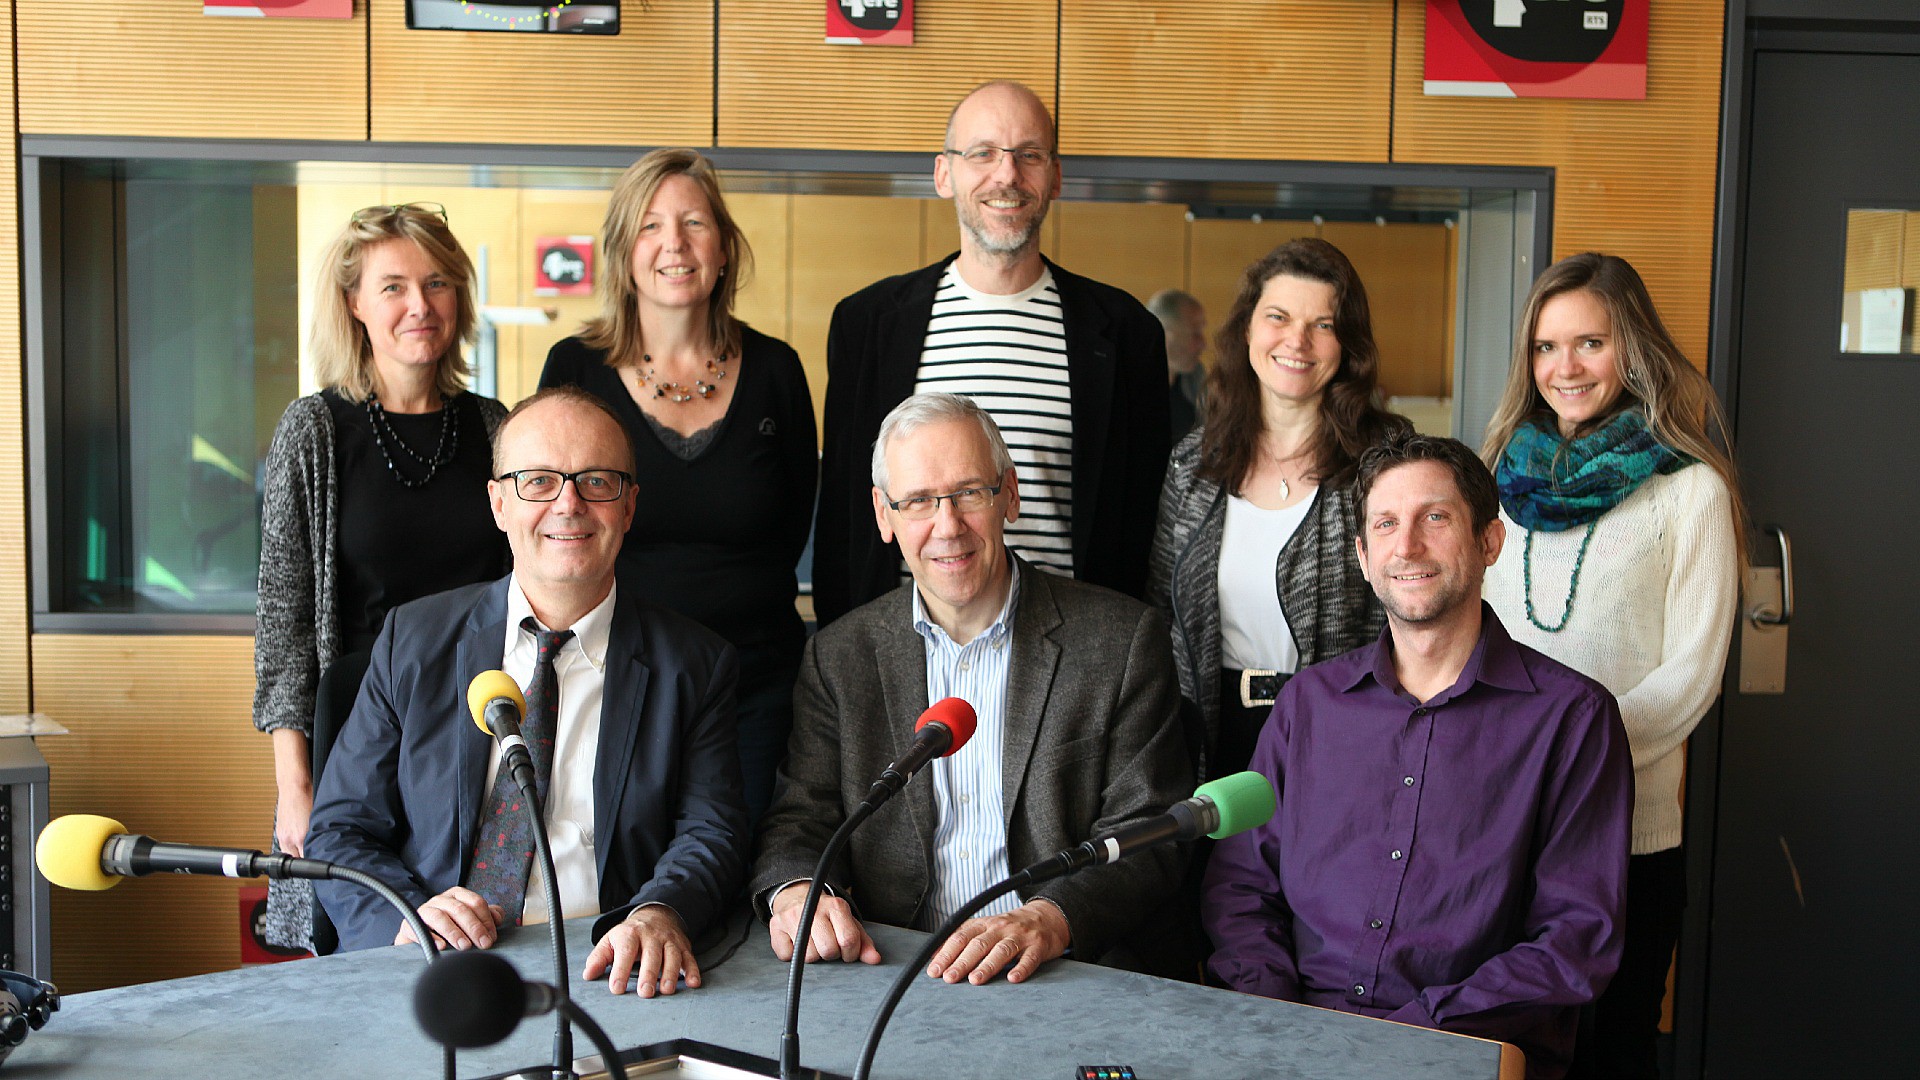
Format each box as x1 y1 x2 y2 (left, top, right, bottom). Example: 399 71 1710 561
1481 253 1746 1080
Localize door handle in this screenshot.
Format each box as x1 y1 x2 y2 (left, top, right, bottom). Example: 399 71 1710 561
1748 525 1793 627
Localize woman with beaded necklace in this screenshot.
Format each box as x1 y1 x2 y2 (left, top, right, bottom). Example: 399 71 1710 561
538 149 815 829
254 203 509 953
1481 252 1745 1080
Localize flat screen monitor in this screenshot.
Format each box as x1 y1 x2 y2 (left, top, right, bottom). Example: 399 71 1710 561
406 0 619 35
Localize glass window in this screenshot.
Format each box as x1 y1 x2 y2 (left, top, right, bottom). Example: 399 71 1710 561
28 149 1545 628
1841 208 1920 354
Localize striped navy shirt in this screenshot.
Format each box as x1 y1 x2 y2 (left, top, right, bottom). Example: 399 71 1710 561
912 559 1022 928
913 263 1075 577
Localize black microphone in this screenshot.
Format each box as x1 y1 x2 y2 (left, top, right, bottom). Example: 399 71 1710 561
859 696 979 811
467 670 535 795
413 952 629 1080
36 815 336 888
414 950 561 1048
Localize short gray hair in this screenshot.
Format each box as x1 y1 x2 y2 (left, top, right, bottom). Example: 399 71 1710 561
1146 288 1201 329
870 393 1015 493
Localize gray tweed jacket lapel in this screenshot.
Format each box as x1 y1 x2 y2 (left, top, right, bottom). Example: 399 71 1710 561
874 590 938 875
1002 569 1064 827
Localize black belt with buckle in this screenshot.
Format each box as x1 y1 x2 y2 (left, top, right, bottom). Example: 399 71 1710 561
1232 669 1290 709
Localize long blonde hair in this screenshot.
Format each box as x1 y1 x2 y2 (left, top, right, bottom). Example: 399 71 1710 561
309 204 477 403
577 148 751 367
1482 252 1748 569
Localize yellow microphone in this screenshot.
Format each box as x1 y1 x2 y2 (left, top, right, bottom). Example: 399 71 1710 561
467 669 526 738
36 814 128 891
467 670 536 794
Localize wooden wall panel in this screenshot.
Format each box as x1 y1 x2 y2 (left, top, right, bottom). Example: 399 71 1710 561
1844 210 1903 292
1323 221 1453 399
15 1 365 139
718 2 1056 151
1391 0 1726 366
1060 1 1394 161
0 3 23 714
514 187 616 407
789 196 925 434
1053 201 1192 306
370 1 710 146
33 636 270 992
730 192 794 347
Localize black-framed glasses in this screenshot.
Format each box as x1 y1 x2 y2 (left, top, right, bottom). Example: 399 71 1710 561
351 201 449 223
943 145 1054 170
495 469 632 502
884 483 1003 520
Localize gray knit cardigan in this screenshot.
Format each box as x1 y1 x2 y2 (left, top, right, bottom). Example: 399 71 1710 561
252 391 509 736
1145 429 1385 771
252 391 507 951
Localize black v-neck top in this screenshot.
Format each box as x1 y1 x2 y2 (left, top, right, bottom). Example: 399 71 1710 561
538 327 817 654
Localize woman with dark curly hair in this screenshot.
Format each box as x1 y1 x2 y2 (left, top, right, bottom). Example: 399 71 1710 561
1149 238 1412 783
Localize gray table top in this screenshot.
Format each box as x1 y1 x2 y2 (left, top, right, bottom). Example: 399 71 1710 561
9 914 1514 1079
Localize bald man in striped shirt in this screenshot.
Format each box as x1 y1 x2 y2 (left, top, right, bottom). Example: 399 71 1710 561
811 79 1171 627
753 394 1190 985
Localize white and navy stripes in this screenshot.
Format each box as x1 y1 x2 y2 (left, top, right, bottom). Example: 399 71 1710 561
912 561 1023 929
913 264 1075 577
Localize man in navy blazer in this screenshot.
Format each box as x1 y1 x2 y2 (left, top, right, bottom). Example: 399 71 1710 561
309 386 747 997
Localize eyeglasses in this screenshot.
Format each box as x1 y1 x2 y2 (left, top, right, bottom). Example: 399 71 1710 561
943 145 1054 170
884 483 1003 520
351 201 450 223
495 469 632 502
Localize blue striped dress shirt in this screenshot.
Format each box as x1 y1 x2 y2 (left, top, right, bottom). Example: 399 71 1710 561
912 559 1023 929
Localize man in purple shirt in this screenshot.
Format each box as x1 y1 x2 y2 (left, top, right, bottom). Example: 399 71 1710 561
1202 434 1632 1080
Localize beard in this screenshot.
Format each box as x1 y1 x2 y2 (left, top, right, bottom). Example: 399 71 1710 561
1373 567 1476 626
956 185 1050 257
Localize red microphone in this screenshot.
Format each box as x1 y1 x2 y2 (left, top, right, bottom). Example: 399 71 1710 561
866 697 978 808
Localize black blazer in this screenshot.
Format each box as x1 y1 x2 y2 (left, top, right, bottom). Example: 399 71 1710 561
308 576 748 952
811 254 1171 625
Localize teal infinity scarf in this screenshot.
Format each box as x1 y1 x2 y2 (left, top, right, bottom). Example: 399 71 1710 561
1496 410 1691 532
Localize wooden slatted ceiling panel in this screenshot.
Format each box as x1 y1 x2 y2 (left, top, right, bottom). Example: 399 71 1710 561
33 636 270 992
1059 1 1394 161
1392 0 1726 366
15 0 365 139
0 4 23 714
718 1 1056 151
370 2 710 146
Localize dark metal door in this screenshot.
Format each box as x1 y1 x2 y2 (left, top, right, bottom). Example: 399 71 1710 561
1704 44 1920 1079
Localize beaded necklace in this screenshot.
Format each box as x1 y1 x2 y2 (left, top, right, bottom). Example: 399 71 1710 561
639 352 728 403
366 391 457 488
1521 521 1595 633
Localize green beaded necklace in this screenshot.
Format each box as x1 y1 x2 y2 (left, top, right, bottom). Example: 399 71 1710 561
1521 522 1595 633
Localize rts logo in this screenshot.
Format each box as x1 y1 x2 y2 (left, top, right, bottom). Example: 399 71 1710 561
1465 0 1623 64
837 0 902 32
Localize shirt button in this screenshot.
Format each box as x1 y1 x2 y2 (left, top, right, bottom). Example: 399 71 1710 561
1369 919 1383 929
1413 707 1429 716
959 794 971 805
1390 850 1403 860
959 660 971 671
1403 776 1415 787
959 850 970 860
1353 984 1366 996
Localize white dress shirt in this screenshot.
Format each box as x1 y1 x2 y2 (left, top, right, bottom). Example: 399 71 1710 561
483 574 616 926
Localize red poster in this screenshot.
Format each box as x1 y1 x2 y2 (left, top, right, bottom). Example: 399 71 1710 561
826 0 913 46
536 236 596 297
205 0 353 16
1424 0 1646 100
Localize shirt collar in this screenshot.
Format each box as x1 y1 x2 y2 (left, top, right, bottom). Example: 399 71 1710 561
911 554 1021 648
1340 601 1535 699
505 572 615 673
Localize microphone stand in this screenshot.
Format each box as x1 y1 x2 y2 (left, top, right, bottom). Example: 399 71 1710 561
509 769 575 1079
557 998 630 1080
852 851 1085 1080
780 800 880 1080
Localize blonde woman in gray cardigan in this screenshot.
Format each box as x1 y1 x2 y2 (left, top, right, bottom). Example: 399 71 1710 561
253 204 508 951
1482 253 1745 1080
1147 239 1410 784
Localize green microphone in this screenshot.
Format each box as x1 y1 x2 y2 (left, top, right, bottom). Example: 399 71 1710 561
1072 770 1277 869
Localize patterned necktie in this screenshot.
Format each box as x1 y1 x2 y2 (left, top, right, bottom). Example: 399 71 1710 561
464 618 574 923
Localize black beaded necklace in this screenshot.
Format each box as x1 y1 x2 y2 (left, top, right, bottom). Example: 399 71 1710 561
366 391 457 488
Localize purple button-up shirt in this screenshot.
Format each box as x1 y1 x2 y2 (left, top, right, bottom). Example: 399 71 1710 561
1202 605 1631 1079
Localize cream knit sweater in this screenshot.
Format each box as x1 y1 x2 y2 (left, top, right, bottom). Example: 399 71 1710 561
1484 463 1738 856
